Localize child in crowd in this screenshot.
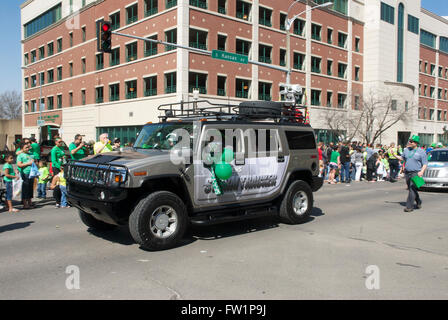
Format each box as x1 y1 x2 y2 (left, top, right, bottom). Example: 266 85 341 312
37 160 50 199
376 153 386 181
3 154 20 213
50 166 68 208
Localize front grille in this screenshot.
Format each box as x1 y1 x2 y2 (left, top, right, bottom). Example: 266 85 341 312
66 162 127 187
424 170 439 178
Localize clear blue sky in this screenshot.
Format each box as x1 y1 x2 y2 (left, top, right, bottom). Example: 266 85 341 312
0 0 446 93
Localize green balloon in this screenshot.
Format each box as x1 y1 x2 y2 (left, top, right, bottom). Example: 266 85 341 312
221 148 235 163
214 162 233 180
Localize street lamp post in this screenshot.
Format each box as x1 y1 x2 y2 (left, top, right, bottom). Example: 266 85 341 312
285 1 333 86
22 66 43 140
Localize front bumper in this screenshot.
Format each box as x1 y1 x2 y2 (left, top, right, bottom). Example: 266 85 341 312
422 177 448 189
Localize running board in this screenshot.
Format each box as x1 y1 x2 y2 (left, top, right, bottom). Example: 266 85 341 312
190 206 278 226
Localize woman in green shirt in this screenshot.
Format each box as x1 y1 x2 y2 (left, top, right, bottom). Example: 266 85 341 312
328 146 341 185
17 142 35 209
3 154 20 212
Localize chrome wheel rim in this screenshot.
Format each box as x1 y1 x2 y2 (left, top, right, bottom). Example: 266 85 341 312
150 206 178 239
292 191 308 215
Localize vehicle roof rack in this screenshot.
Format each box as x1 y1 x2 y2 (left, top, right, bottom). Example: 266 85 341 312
157 100 310 125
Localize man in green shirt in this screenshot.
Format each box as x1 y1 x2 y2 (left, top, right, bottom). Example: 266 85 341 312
69 134 88 160
17 142 35 208
51 138 65 175
30 137 41 161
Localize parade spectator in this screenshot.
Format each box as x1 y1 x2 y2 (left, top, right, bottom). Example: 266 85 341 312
112 138 121 151
402 135 428 212
16 138 30 156
366 153 379 182
37 160 50 199
387 142 402 182
51 138 65 176
3 154 20 212
328 145 340 185
16 142 35 209
351 147 364 182
69 134 88 160
94 133 113 154
30 137 41 163
50 166 68 208
339 141 351 184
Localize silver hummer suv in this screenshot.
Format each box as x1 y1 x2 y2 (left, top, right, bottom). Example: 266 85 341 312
66 100 323 250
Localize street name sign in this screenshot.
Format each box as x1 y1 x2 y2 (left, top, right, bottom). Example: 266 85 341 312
211 50 248 64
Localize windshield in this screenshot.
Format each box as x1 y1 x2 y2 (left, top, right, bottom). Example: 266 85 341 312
134 123 194 150
428 150 448 162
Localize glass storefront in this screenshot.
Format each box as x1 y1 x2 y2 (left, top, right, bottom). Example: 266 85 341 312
96 126 143 146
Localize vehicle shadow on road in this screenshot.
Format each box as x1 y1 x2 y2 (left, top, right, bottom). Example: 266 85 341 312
87 226 136 246
0 221 35 234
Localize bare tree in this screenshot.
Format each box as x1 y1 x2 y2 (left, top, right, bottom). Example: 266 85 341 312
0 90 22 120
324 89 415 145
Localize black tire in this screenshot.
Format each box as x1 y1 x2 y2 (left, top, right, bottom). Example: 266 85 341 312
279 180 313 224
129 191 188 251
78 209 117 231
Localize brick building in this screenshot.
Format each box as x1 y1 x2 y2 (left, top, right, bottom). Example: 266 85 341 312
20 0 448 146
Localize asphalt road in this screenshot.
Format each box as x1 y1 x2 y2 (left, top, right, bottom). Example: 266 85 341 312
0 180 447 300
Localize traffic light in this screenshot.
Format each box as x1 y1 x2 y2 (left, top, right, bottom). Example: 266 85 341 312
97 20 112 53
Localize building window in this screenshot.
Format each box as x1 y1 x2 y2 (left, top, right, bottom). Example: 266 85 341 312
337 93 346 108
235 78 250 98
96 87 104 103
190 0 207 9
380 2 394 24
430 109 435 120
258 82 272 101
294 52 305 70
25 101 29 113
145 35 158 57
430 64 435 76
126 42 138 62
391 100 397 111
259 7 272 27
355 37 360 52
40 72 45 85
354 96 360 110
81 90 86 105
48 42 54 56
165 72 177 93
439 67 443 78
259 44 272 64
218 0 226 14
110 12 120 31
96 53 104 70
110 84 120 101
48 97 54 110
144 76 157 96
236 0 251 21
69 32 73 47
57 95 62 109
338 32 347 48
126 80 137 99
236 39 251 56
311 57 321 73
280 49 286 67
24 78 29 89
82 26 86 42
437 110 442 121
166 0 177 9
280 13 286 31
189 29 208 50
110 47 120 66
39 47 45 60
145 0 158 17
408 14 419 34
69 62 73 77
397 3 404 83
217 76 226 96
69 92 73 107
24 4 62 38
127 4 138 24
57 38 62 52
311 90 321 106
81 58 86 73
189 72 207 94
165 29 177 51
338 63 347 78
430 86 435 98
31 75 36 87
24 53 29 65
327 92 333 107
31 50 37 63
327 60 333 76
31 100 36 112
355 66 360 81
218 34 227 51
47 70 54 83
438 88 442 100
293 19 305 37
441 37 448 54
421 29 436 48
311 24 321 41
327 29 333 44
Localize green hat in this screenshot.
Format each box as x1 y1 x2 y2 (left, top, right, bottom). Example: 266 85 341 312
437 143 443 148
431 143 437 148
410 135 420 144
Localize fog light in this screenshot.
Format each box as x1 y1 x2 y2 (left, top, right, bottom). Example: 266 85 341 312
99 191 106 200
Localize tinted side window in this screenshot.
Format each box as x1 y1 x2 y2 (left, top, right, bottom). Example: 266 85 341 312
285 131 316 150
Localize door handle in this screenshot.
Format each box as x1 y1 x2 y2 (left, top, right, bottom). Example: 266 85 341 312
277 155 285 163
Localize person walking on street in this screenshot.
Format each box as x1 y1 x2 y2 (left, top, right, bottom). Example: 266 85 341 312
69 134 88 160
402 135 428 212
94 133 113 155
16 142 35 209
51 138 65 176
